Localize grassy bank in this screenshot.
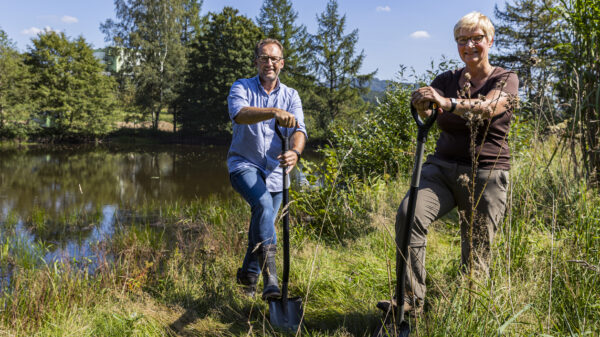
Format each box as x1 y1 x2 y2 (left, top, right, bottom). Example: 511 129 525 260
0 133 599 336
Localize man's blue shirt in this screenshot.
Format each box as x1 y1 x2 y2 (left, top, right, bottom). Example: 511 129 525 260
227 75 307 192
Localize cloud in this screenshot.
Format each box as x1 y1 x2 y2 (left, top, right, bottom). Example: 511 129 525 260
61 15 78 24
21 26 57 36
376 5 391 12
410 30 431 39
22 27 44 35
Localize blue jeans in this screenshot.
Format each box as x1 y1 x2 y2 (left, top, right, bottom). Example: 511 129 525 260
230 167 282 275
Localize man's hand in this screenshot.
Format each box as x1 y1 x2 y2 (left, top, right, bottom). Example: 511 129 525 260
411 86 447 119
274 108 296 128
278 150 299 174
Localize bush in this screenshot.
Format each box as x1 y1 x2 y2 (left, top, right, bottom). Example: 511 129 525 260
291 159 383 244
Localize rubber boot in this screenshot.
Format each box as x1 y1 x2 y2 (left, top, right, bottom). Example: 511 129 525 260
258 244 281 300
236 268 258 298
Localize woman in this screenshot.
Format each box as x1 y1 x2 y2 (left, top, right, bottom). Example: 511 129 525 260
379 11 519 315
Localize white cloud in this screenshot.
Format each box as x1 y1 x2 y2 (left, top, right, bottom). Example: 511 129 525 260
22 27 44 35
21 26 57 36
61 15 78 24
376 5 391 12
410 30 431 39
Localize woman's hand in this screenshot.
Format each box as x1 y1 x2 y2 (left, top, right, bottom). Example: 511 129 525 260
411 87 448 118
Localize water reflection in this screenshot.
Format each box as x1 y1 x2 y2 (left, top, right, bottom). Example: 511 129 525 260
0 143 232 265
0 144 232 218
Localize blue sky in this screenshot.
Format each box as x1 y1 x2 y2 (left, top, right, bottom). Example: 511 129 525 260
0 0 504 80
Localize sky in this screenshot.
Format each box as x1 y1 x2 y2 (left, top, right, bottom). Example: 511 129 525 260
0 0 504 80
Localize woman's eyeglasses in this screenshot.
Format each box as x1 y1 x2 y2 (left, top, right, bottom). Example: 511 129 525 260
455 35 486 46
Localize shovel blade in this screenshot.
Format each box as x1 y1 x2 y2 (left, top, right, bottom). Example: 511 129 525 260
269 297 303 331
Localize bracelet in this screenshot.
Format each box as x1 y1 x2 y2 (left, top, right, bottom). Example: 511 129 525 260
290 149 301 160
448 98 457 113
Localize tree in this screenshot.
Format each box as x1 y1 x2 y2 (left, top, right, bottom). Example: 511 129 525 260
311 0 375 131
493 0 563 101
554 0 600 184
101 0 201 129
177 7 263 134
256 0 313 91
25 31 117 136
0 28 35 138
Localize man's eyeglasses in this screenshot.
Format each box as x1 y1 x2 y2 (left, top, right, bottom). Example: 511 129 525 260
455 35 486 46
257 55 284 64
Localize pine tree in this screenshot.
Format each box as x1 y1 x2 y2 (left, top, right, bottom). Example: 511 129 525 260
177 7 263 134
493 0 563 100
256 0 313 91
311 0 375 131
554 0 600 184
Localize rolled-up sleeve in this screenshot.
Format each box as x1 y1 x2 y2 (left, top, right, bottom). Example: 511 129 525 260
227 80 249 121
289 90 308 139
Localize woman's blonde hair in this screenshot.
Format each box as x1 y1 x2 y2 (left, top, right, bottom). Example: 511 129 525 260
453 11 495 41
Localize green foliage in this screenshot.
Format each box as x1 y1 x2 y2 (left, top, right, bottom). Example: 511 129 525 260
493 0 564 101
311 0 375 133
553 0 600 184
256 0 315 96
101 0 198 129
25 31 118 137
0 28 36 138
177 7 263 134
324 82 419 180
291 160 380 244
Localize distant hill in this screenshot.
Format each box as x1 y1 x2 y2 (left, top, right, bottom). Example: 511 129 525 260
367 77 390 92
361 78 416 105
361 77 390 104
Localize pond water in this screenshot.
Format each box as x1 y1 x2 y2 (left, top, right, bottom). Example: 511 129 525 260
0 143 315 275
0 143 234 270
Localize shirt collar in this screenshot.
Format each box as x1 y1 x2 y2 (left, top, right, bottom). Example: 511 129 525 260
254 75 281 95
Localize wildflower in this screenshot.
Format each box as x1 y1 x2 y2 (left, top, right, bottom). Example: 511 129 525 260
458 173 470 187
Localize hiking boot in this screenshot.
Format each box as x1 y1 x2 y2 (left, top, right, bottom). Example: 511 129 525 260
376 299 423 317
258 244 281 300
236 268 258 298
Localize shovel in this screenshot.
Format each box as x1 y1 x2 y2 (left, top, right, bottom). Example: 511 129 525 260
374 103 438 337
270 122 303 332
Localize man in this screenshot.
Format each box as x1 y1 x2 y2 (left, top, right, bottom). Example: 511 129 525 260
227 38 307 300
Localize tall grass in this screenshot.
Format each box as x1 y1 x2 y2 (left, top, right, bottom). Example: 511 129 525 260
0 123 598 336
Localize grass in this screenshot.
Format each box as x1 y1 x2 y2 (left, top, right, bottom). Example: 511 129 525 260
0 134 599 336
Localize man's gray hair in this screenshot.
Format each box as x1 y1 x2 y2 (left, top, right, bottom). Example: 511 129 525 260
254 38 284 59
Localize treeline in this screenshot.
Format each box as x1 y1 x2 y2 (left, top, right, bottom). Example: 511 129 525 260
0 0 374 141
0 0 598 183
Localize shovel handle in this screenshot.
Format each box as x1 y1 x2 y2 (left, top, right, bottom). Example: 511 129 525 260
411 103 438 143
274 121 299 150
274 120 298 301
395 102 438 326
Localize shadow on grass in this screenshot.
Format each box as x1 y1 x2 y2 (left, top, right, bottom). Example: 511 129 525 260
167 288 384 336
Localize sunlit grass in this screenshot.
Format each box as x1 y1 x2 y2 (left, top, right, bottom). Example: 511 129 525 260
0 132 598 336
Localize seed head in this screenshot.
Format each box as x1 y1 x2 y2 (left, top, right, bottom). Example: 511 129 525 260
458 173 470 187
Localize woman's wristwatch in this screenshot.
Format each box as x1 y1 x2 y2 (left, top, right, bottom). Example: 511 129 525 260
448 98 457 113
290 149 301 160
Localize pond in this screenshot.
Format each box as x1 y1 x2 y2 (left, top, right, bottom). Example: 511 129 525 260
0 143 234 271
0 142 315 276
